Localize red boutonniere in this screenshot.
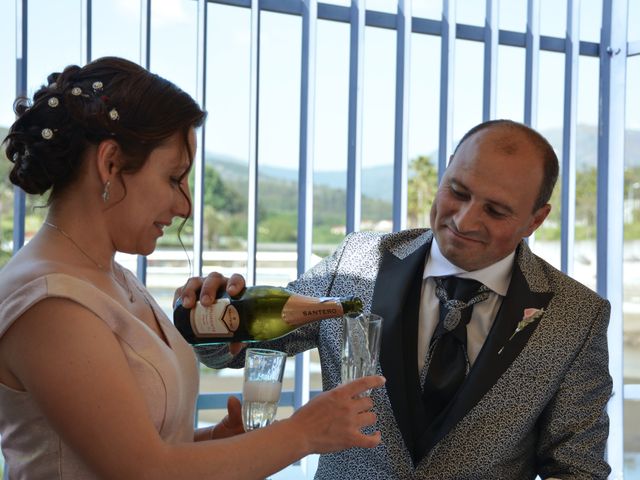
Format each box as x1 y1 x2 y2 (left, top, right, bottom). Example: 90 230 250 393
498 308 545 355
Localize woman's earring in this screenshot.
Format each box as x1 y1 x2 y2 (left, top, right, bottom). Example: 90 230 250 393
102 180 111 203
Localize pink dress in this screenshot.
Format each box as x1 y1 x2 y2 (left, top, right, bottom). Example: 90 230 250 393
0 272 199 479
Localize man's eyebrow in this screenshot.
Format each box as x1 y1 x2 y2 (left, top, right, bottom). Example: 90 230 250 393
450 178 515 215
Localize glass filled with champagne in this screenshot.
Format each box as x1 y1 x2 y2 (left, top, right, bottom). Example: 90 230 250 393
242 348 287 431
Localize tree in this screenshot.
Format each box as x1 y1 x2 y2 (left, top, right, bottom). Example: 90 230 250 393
407 155 438 229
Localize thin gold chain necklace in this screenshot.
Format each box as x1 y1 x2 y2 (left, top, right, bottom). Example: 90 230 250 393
44 221 136 303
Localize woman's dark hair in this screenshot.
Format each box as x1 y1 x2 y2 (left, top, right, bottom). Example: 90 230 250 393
3 56 206 211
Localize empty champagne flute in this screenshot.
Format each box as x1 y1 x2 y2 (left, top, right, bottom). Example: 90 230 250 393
242 348 287 431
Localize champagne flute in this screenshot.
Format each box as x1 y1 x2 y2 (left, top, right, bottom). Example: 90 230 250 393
242 348 286 431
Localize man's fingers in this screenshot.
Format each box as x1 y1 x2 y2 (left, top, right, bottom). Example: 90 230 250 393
227 274 247 296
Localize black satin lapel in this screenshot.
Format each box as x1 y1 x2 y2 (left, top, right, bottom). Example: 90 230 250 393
415 260 553 459
373 241 430 458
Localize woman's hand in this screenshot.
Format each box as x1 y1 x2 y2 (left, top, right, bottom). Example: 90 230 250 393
210 396 245 440
291 375 386 454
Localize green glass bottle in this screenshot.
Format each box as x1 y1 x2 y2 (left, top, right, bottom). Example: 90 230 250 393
174 285 363 345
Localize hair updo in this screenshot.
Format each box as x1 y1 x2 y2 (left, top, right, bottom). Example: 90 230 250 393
3 56 206 198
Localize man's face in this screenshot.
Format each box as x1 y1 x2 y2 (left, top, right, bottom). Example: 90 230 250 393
429 126 551 271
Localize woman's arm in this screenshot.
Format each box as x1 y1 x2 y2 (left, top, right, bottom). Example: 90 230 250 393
1 297 383 480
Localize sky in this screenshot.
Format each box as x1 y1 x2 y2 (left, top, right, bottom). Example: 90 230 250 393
0 0 639 173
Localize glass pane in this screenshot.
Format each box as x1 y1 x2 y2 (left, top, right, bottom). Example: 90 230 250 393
530 51 564 269
624 55 640 388
92 0 142 62
204 3 251 282
407 33 440 229
150 0 199 99
314 20 349 252
362 26 395 231
413 1 443 20
496 45 525 122
499 0 527 32
456 0 485 27
256 11 301 285
366 0 396 14
453 39 483 145
540 0 567 38
630 0 640 42
28 0 83 93
579 0 601 43
137 0 200 320
573 55 599 291
625 399 640 477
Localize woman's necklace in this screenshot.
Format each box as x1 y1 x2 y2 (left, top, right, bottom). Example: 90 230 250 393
44 221 136 303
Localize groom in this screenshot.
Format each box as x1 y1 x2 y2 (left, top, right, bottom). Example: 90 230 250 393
193 119 611 479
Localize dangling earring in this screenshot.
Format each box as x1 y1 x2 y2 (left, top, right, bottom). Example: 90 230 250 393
102 180 111 203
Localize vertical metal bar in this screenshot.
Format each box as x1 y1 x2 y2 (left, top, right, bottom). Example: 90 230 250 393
246 0 260 286
346 0 364 234
598 1 627 476
81 0 92 63
12 0 27 254
297 0 316 278
482 0 498 121
141 0 151 69
438 0 455 180
392 0 410 232
294 3 316 471
191 0 208 279
136 0 152 283
524 0 539 127
560 0 579 276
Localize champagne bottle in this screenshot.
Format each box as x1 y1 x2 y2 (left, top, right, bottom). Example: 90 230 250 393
173 285 363 345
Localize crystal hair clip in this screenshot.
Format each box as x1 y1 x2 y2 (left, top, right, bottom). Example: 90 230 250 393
48 97 59 108
108 108 119 121
92 81 103 92
41 128 55 140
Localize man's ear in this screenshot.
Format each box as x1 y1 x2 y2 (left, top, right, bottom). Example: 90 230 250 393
95 139 121 183
524 203 552 237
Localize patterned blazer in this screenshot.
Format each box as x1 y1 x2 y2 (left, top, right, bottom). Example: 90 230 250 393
198 229 612 479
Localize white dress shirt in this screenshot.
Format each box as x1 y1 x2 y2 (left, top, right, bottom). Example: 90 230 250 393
417 239 515 372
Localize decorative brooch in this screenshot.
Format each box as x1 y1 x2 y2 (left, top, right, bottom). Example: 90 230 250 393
498 307 545 355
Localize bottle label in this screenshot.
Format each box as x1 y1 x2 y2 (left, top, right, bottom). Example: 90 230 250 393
282 295 345 326
190 299 240 338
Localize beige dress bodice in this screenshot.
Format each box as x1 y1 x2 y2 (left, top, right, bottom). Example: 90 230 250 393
0 271 199 479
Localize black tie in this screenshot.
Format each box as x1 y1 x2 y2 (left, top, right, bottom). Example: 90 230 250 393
421 276 490 428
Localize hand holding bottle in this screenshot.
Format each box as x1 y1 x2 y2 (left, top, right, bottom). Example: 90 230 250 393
290 375 386 453
174 272 247 354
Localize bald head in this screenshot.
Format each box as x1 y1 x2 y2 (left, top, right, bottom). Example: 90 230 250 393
452 120 559 211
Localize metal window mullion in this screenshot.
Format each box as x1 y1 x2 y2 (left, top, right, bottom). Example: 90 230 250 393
294 0 317 420
246 0 260 286
81 0 91 63
136 0 152 283
346 0 364 234
598 0 627 476
482 0 498 121
13 0 27 254
629 40 640 56
438 0 455 179
190 0 208 280
560 0 579 276
524 0 540 127
392 0 410 232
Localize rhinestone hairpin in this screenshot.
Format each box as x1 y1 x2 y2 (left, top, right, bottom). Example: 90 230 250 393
71 87 82 96
48 97 59 108
92 81 104 91
108 108 119 121
41 128 54 140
